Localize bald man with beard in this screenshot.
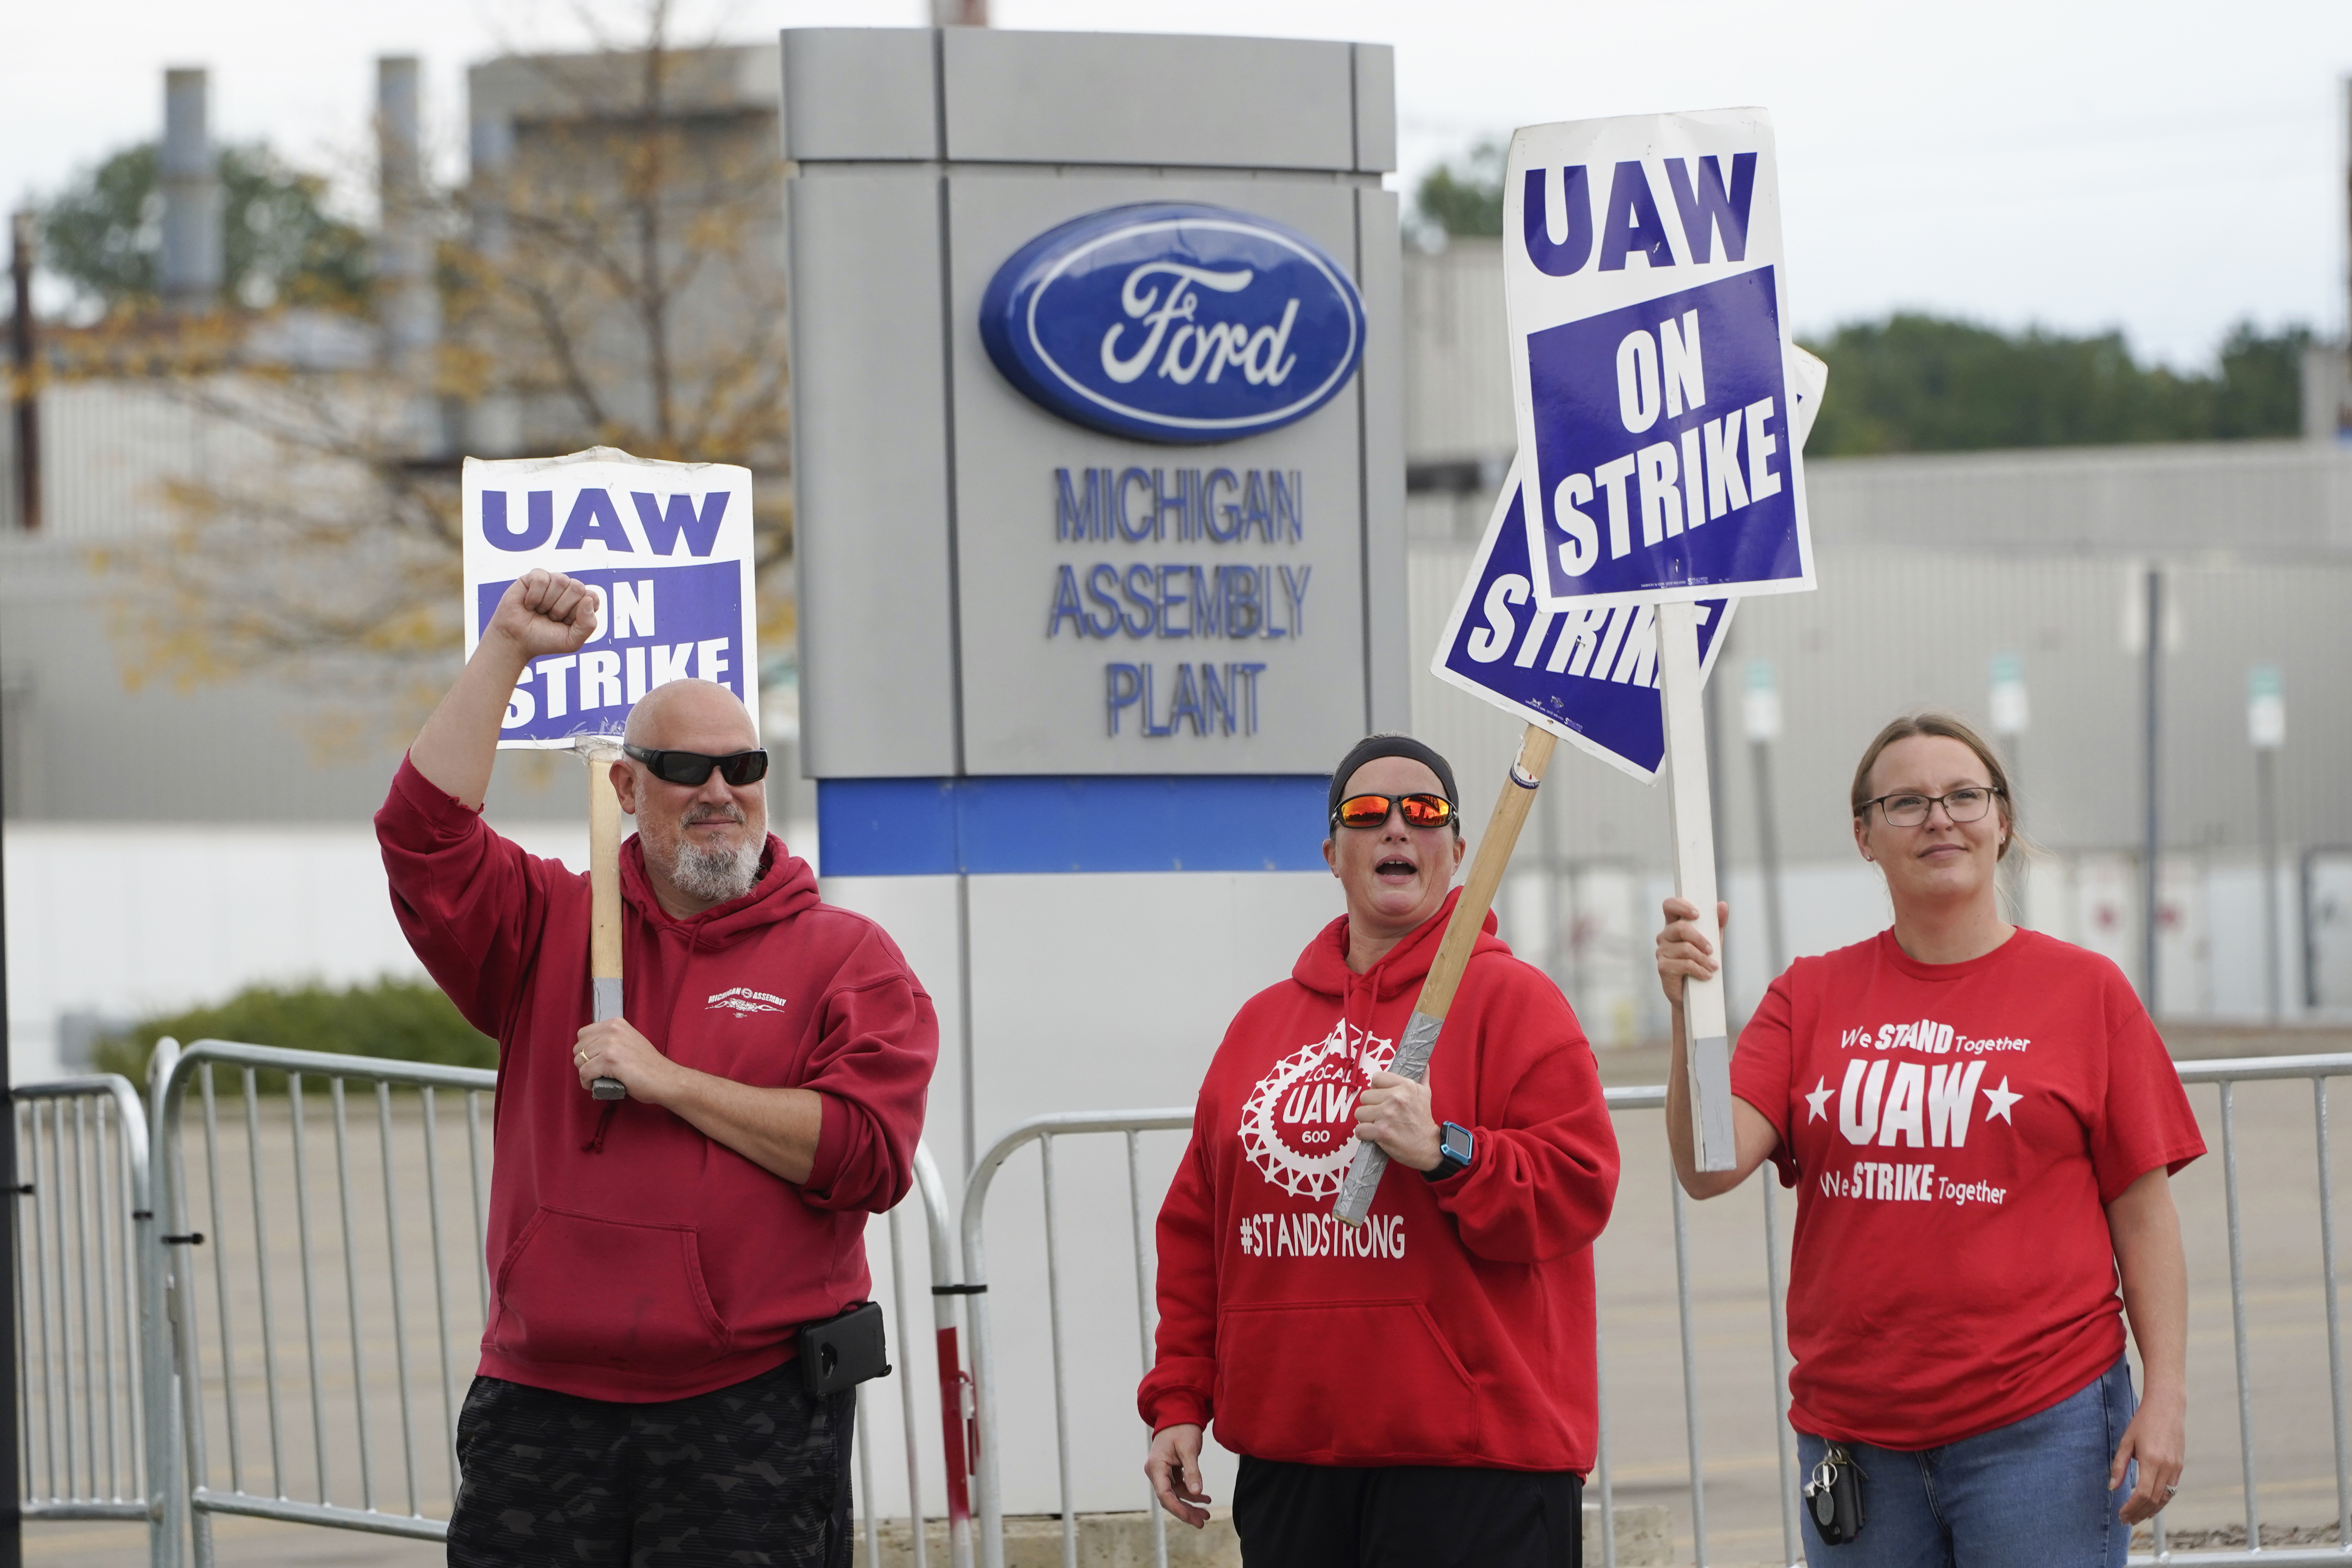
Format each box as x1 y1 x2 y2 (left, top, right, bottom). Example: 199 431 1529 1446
376 568 938 1568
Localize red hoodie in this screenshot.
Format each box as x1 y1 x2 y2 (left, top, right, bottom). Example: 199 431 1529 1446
1138 889 1619 1471
376 757 937 1402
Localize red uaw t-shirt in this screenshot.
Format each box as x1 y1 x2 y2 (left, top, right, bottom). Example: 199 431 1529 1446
1730 928 2204 1450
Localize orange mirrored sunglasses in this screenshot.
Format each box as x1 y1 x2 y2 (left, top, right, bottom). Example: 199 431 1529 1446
1330 792 1457 831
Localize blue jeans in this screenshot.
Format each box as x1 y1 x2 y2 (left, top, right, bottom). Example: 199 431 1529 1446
1795 1356 2137 1568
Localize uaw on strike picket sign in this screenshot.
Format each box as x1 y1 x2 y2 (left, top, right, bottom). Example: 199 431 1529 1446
1458 107 1821 1175
1437 463 1730 782
1432 346 1824 782
1504 108 1812 613
461 448 760 745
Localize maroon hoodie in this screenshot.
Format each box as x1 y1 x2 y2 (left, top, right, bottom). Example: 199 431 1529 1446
1138 889 1619 1471
376 757 937 1402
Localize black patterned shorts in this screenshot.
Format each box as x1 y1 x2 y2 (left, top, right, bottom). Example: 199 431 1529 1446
447 1358 853 1568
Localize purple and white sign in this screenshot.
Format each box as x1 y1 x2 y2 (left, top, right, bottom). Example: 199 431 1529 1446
461 449 759 748
1434 348 1822 782
1504 109 1813 612
1433 455 1731 783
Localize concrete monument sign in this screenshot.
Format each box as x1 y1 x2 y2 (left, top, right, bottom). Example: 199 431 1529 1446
781 28 1404 874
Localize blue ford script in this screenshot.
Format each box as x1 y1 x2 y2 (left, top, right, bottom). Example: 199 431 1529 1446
981 203 1367 443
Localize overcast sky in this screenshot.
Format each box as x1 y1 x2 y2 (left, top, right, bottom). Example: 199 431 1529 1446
5 0 2345 365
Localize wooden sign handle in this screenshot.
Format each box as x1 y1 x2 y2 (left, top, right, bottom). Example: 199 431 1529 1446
1417 724 1555 1022
1657 599 1737 1171
1334 724 1557 1226
586 758 628 1100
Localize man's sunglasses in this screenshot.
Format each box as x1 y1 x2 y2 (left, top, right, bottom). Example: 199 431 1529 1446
1330 792 1456 831
622 744 770 787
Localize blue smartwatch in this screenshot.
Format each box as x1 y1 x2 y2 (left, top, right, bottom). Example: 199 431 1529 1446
1426 1121 1474 1181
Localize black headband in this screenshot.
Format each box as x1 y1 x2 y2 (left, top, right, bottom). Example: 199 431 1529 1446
1326 734 1460 828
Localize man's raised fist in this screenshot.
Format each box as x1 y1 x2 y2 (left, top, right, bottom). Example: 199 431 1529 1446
487 569 599 661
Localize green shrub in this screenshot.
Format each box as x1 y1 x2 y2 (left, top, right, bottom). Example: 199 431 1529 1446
94 978 497 1087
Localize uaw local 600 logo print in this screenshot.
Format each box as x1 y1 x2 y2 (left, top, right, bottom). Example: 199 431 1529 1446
1238 1022 1395 1198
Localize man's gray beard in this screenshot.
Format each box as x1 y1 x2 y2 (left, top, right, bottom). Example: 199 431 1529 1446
666 831 764 905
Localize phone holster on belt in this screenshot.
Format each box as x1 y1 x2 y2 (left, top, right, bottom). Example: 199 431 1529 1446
1804 1443 1867 1546
798 1301 891 1397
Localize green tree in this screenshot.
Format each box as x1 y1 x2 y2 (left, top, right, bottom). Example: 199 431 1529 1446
94 978 496 1087
1797 314 2310 456
2210 321 2312 439
1413 139 1506 242
42 141 371 314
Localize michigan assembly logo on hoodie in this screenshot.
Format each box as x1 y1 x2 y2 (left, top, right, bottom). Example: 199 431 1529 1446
706 987 788 1016
1237 1021 1395 1199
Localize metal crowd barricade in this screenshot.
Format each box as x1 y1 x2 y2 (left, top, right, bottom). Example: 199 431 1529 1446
2149 1052 2352 1568
12 1073 172 1566
955 1058 2352 1568
960 1109 1195 1568
858 1140 976 1568
149 1036 500 1559
1590 1082 1803 1568
127 1035 962 1568
17 1042 2352 1567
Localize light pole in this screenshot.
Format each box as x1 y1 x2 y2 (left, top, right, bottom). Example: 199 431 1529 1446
1989 652 2028 920
2249 664 2286 1023
1744 657 1788 977
2140 566 2164 1009
9 209 36 534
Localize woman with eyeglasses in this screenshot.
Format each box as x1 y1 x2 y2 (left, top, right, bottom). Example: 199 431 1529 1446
1140 735 1620 1568
1655 712 2203 1568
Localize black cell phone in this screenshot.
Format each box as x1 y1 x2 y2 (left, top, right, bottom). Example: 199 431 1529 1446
799 1301 891 1396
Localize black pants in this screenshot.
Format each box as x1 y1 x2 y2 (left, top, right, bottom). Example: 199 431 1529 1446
1234 1456 1583 1568
446 1358 853 1568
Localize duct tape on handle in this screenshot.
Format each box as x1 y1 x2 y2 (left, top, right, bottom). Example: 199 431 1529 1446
1334 1011 1445 1227
591 976 628 1100
1690 1032 1737 1172
1388 1011 1443 1082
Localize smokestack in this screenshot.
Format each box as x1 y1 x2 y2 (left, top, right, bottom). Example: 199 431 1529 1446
464 63 519 454
2331 76 2352 444
159 68 222 310
931 0 988 23
377 56 444 455
377 58 439 362
466 92 512 260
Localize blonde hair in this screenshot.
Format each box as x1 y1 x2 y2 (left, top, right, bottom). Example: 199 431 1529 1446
1849 711 2019 861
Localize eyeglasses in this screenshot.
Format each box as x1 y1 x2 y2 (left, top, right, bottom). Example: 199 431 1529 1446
1860 786 2002 828
622 744 770 787
1330 792 1457 831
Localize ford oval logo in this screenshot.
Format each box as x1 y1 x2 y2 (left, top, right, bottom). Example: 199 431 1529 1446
980 203 1366 444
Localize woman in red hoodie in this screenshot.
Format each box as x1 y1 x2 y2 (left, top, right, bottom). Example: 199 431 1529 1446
1140 735 1620 1567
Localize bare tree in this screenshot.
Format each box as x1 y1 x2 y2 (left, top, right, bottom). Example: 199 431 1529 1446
92 1 792 739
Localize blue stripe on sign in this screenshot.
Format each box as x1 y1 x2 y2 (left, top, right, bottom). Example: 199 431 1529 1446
816 776 1332 876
